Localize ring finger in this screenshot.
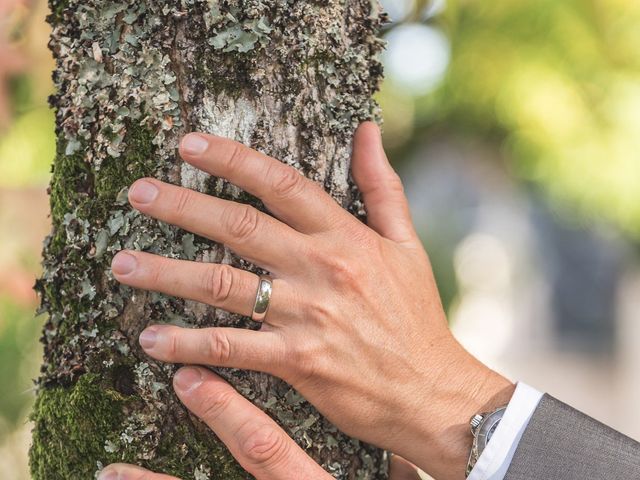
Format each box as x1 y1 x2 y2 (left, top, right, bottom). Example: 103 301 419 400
111 250 294 323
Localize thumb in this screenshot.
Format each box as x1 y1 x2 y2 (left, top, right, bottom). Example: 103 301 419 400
351 122 417 244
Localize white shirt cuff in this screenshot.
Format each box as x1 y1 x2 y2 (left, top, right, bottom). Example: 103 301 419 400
467 382 543 480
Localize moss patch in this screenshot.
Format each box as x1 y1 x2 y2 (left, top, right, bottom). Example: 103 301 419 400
29 372 250 480
47 143 91 255
95 124 156 202
147 422 250 480
49 123 155 239
29 374 128 480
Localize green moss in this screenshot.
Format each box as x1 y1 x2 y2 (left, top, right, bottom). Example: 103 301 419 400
48 144 90 250
47 124 155 259
95 124 156 202
29 374 129 480
49 123 155 223
148 422 250 480
30 372 249 480
194 52 253 96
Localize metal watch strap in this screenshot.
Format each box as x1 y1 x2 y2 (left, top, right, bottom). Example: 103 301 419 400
465 406 507 477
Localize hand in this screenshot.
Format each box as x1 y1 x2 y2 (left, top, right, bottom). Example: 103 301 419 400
98 367 423 480
111 122 515 479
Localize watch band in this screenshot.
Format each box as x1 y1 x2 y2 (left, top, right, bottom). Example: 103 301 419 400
465 406 507 477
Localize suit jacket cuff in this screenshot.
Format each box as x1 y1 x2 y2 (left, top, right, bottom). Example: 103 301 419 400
467 382 543 480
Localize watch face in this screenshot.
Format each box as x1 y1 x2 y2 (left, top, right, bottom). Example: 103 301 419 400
486 419 500 443
468 408 506 476
477 408 506 452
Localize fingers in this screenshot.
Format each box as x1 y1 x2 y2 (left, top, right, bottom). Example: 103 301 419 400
179 133 350 234
351 122 418 245
137 324 286 375
390 455 423 480
98 464 179 480
127 178 306 273
111 250 291 321
173 367 332 480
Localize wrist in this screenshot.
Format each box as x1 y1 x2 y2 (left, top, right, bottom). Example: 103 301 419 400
395 340 515 480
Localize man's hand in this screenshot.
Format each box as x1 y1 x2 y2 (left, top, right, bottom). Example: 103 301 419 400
98 367 422 480
111 122 514 479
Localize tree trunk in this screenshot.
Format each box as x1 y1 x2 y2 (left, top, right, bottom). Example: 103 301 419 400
30 1 387 479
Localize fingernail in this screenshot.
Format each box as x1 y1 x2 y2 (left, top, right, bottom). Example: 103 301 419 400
111 252 137 275
174 367 203 393
181 133 208 155
129 180 158 204
139 327 158 350
98 468 118 480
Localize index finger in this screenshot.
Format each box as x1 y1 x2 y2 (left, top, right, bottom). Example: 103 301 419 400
179 133 350 234
172 367 332 480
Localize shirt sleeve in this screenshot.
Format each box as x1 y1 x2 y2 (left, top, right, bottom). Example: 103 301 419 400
467 382 544 480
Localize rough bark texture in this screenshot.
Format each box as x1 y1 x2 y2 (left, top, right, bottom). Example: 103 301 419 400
30 1 387 479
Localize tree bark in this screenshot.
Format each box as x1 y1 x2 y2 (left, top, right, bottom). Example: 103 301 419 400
30 1 387 479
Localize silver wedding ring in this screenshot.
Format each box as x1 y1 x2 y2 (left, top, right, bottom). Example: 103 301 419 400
251 276 272 322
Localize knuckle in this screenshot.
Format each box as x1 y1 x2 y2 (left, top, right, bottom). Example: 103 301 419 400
304 297 337 325
150 259 169 287
292 357 319 386
270 165 305 200
224 143 249 173
198 387 235 422
325 255 360 286
166 327 180 358
174 188 194 217
387 172 406 195
287 338 322 384
352 226 383 254
206 329 232 365
201 264 235 304
226 205 260 242
242 424 291 469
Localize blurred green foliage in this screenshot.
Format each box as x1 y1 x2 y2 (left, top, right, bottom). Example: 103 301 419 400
381 0 640 237
0 297 41 436
0 0 56 188
0 104 55 187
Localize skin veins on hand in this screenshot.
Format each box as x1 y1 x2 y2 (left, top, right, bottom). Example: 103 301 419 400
104 122 515 480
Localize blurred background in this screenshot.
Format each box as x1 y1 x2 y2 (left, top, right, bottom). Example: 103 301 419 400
1 0 640 477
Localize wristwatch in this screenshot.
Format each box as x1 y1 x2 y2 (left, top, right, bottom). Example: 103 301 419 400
465 405 507 477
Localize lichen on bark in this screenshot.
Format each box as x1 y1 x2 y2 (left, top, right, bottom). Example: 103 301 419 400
32 1 388 479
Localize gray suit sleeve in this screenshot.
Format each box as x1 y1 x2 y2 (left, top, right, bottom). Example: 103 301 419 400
504 394 640 479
